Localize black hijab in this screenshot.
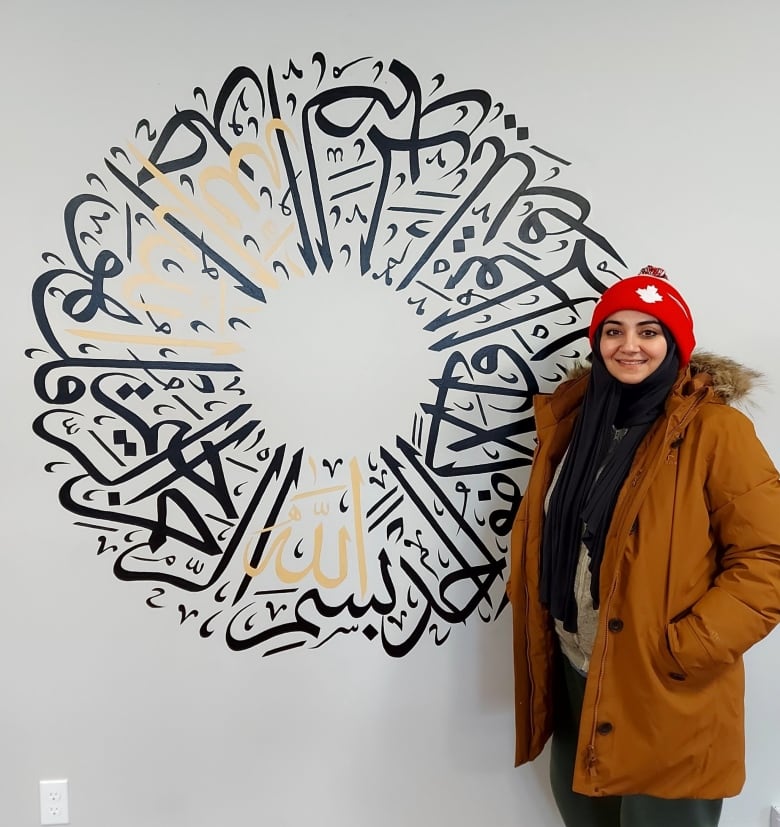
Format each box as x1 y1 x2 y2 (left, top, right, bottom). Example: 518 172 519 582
539 326 679 632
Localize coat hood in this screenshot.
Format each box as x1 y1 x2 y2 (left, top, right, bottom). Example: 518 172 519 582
564 351 762 407
686 351 763 405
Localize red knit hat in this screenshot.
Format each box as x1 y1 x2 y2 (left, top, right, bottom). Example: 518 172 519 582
588 266 696 366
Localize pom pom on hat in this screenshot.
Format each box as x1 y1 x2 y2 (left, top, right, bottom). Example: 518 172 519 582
588 266 696 365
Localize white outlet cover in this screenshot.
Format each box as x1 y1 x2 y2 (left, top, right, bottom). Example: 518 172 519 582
39 779 69 825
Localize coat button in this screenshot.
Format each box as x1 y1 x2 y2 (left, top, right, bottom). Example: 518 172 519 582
596 722 613 735
668 672 686 682
607 618 624 633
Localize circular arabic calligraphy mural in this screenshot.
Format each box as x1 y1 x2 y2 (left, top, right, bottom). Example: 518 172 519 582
29 54 625 656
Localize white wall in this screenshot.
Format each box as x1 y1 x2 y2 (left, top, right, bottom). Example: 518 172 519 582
2 1 780 826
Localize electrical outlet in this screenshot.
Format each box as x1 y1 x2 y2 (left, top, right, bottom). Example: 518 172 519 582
39 779 69 825
771 804 780 827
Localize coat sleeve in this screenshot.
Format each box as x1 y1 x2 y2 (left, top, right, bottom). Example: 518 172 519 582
667 407 780 679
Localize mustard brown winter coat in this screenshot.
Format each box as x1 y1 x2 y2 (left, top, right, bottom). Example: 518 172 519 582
507 353 780 799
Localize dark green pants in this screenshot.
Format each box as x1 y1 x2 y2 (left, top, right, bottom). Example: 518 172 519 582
549 655 723 827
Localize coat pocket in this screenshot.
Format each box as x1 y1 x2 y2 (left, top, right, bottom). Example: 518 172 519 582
656 624 690 684
661 615 724 688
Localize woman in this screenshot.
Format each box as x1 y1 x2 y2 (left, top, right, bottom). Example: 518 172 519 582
507 266 780 827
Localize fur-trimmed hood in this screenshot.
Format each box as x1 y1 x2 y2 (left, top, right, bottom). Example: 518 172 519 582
563 351 762 406
686 351 762 405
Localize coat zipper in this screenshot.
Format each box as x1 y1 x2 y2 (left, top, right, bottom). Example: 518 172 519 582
586 572 621 777
524 444 557 745
584 439 655 777
586 745 597 775
523 486 545 743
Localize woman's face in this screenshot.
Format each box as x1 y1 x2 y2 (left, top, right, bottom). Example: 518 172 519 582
599 309 668 384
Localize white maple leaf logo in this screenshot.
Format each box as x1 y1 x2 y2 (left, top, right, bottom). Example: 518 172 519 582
636 284 663 304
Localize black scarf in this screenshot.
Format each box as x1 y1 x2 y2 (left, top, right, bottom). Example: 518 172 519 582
539 328 679 632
